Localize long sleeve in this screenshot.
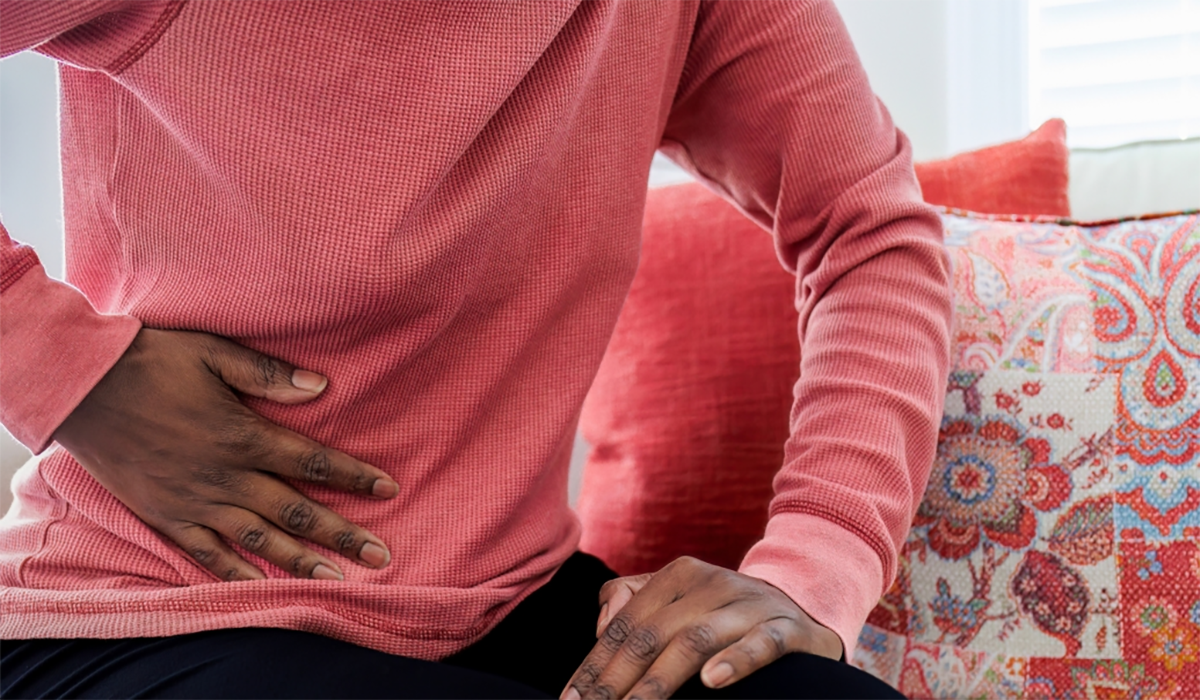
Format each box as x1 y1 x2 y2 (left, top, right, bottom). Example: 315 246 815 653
661 1 953 658
0 1 182 453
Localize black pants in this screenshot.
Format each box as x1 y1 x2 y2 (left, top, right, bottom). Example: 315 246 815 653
1 553 902 699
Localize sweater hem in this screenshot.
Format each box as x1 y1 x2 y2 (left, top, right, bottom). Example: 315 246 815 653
0 564 560 660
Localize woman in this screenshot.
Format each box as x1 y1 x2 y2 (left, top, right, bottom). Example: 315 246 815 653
0 1 950 697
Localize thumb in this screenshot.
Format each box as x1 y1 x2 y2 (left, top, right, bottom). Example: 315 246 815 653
596 573 652 637
199 335 327 404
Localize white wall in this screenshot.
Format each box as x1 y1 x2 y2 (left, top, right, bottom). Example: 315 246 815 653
835 0 952 160
0 52 63 278
1 52 63 514
835 0 1029 160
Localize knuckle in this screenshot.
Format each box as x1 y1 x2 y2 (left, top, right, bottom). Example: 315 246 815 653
334 530 359 553
662 557 689 575
254 353 284 388
591 684 617 700
631 676 668 700
195 463 242 490
762 622 790 657
601 614 633 650
190 546 216 565
236 523 269 552
711 566 741 588
681 622 718 656
222 567 241 581
733 572 768 595
576 663 602 688
626 626 661 661
296 450 333 483
222 420 268 460
278 501 317 534
289 555 306 575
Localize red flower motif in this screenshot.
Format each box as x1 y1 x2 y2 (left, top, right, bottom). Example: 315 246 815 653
939 419 974 440
1047 413 1065 429
980 420 1019 443
1022 381 1043 396
1025 437 1052 465
1026 465 1071 510
994 391 1015 410
917 414 1072 560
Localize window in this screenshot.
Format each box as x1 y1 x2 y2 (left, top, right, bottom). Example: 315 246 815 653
1029 0 1200 147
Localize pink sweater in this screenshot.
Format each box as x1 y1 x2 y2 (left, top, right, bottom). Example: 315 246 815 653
0 0 951 660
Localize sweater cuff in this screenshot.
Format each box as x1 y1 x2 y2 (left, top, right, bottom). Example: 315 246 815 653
0 263 141 453
738 512 884 662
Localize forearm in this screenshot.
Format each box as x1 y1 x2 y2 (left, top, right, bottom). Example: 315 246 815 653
742 227 951 656
0 223 142 452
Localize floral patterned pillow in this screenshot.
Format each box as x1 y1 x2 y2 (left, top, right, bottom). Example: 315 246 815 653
852 210 1200 699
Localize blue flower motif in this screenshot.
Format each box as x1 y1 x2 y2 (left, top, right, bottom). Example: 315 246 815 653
929 579 984 633
858 627 888 654
1190 600 1200 627
1137 550 1163 580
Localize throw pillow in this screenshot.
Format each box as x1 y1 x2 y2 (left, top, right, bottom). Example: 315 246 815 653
851 210 1200 698
914 119 1070 217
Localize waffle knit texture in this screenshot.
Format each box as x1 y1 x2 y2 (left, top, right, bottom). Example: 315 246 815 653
0 0 951 660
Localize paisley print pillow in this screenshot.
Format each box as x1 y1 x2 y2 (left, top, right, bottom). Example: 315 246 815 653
852 210 1200 699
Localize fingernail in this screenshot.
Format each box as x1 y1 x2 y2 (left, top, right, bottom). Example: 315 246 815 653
291 369 328 393
596 602 608 637
359 542 390 568
372 479 399 498
704 662 734 688
561 688 581 700
312 563 343 581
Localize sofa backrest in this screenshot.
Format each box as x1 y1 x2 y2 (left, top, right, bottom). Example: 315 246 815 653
1068 137 1200 221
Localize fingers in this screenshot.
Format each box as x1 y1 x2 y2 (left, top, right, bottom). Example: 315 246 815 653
257 424 399 498
208 503 350 580
239 474 392 570
700 618 802 690
197 334 327 404
169 522 266 582
597 574 652 637
565 568 690 700
626 610 754 699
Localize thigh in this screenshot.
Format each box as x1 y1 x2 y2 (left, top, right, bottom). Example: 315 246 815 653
445 551 620 696
0 628 547 699
448 552 904 700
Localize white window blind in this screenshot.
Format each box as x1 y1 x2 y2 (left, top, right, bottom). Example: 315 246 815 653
1029 0 1200 148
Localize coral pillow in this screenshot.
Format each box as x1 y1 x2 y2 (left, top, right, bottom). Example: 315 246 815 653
577 121 1073 576
851 210 1200 698
914 119 1070 217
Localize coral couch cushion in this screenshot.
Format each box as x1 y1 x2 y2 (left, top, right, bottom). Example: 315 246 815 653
851 210 1200 698
577 121 1073 576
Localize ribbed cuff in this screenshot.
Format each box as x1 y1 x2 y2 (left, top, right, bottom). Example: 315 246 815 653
738 512 884 661
0 264 141 452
